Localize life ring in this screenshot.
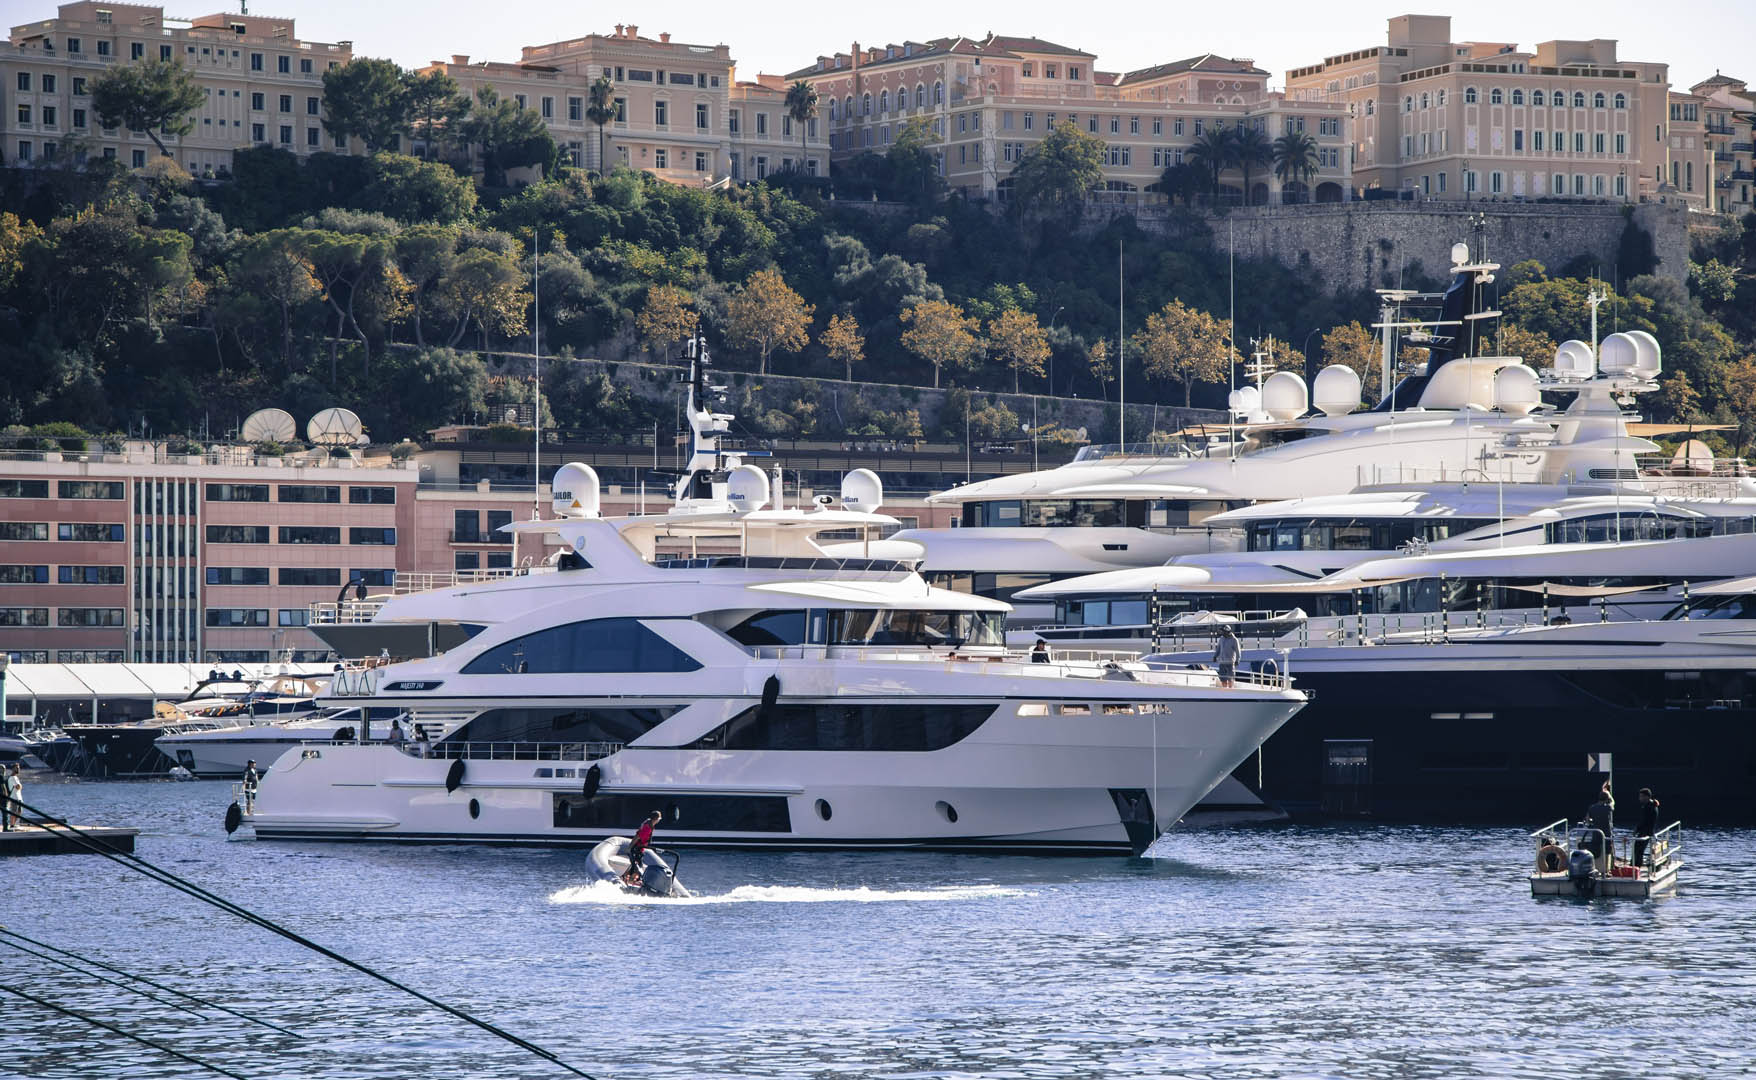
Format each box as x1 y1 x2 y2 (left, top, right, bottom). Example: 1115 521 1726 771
1536 843 1567 873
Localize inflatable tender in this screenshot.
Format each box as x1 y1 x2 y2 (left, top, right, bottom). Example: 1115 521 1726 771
587 836 690 897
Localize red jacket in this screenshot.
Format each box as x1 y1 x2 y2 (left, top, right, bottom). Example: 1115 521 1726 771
633 819 655 848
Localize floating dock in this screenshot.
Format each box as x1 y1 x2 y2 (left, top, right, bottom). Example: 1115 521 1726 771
0 823 138 856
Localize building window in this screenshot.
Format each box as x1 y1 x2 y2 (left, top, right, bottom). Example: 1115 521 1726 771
1614 93 1626 110
251 92 264 110
307 128 319 147
278 55 290 74
279 125 293 145
205 567 270 586
655 99 667 126
756 112 767 135
58 566 125 585
251 52 262 70
1513 130 1524 151
348 528 396 546
160 45 171 61
306 96 319 116
277 526 339 545
206 609 270 628
0 608 49 627
1615 133 1625 154
278 609 310 628
0 522 47 541
696 103 709 130
695 151 708 172
1464 87 1477 105
251 123 265 142
0 565 50 584
1534 130 1544 151
278 567 341 586
59 481 124 500
568 96 582 122
1573 92 1585 108
57 523 124 542
654 148 667 169
348 486 396 505
1511 89 1524 105
278 485 340 503
131 149 146 167
59 609 125 628
454 552 479 572
541 96 553 119
1489 88 1502 105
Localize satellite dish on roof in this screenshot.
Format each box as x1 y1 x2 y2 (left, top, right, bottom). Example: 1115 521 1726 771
306 407 365 447
241 408 296 443
725 464 770 514
840 468 883 513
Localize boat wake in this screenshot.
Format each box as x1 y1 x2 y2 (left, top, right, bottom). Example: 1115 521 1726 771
548 881 1028 906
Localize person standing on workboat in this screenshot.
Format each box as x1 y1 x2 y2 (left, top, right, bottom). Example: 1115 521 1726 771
242 759 260 815
1585 782 1615 863
4 763 22 830
623 810 662 886
1632 788 1661 869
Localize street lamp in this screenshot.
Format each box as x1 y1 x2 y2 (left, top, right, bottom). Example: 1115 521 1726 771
1046 305 1066 395
1301 327 1324 381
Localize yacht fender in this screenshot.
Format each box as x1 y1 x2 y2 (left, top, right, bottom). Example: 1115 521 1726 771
445 758 466 793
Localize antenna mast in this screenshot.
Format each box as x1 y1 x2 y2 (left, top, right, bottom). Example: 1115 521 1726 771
532 230 541 520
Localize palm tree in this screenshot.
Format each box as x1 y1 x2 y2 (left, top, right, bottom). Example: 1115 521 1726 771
585 75 616 175
1185 126 1238 203
1272 130 1321 203
1153 161 1200 206
1234 126 1271 206
785 80 819 176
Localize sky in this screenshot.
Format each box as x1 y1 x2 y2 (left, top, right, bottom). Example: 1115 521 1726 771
251 0 1750 91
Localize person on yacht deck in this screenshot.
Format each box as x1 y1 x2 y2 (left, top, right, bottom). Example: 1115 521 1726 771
242 760 259 814
1214 626 1241 688
1030 640 1051 664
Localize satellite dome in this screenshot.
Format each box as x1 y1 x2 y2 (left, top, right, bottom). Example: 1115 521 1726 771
1493 364 1541 416
551 462 600 519
1261 371 1309 422
726 464 771 514
1552 339 1595 381
1312 365 1362 416
1624 329 1661 379
1227 385 1261 416
1598 332 1638 376
840 468 883 512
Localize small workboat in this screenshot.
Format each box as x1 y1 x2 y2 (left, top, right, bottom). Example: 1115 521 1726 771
1528 817 1682 898
586 837 690 897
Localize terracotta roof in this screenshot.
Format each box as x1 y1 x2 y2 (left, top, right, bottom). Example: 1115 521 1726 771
1692 72 1744 89
979 34 1092 58
783 32 1088 79
1118 53 1267 84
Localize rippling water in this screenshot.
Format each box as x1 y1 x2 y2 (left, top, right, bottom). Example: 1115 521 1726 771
8 775 1755 1079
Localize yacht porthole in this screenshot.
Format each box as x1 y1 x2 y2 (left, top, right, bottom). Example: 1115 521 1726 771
468 798 481 820
815 798 833 821
935 800 958 824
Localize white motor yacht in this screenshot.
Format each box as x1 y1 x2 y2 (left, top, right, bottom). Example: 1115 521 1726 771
246 348 1308 854
154 706 404 778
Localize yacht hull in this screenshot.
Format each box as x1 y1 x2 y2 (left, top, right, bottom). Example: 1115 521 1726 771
1176 626 1756 823
246 693 1303 854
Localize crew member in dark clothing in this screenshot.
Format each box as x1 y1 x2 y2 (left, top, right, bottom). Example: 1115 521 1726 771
624 810 662 886
1632 788 1660 869
1030 640 1051 664
1585 782 1615 863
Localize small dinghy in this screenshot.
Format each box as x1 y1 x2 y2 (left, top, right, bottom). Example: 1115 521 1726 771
587 837 690 897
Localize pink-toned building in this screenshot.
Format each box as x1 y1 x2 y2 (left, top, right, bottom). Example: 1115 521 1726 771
790 33 1352 205
1692 72 1755 215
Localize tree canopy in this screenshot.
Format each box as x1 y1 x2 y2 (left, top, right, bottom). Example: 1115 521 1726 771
90 59 205 157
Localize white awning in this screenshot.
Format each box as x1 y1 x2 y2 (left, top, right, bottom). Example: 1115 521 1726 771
4 665 96 699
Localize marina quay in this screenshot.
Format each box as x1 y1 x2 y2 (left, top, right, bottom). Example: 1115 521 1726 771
4 2 1756 1078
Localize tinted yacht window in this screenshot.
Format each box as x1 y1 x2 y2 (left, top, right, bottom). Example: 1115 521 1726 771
729 610 808 646
462 617 701 674
685 702 993 751
450 706 678 743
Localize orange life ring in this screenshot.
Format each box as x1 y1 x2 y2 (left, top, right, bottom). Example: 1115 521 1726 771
1536 843 1567 873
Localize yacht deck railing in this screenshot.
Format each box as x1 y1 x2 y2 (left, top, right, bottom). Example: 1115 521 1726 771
744 645 1296 691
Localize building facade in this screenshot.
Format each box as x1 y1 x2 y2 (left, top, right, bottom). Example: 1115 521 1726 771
429 24 825 184
1693 73 1754 215
1287 14 1668 202
1667 91 1713 211
0 434 963 666
3 1 355 176
790 34 1350 205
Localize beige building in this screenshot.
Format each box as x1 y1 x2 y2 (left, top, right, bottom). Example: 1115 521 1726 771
1666 91 1713 211
1693 72 1754 215
729 73 824 181
1287 14 1668 202
429 24 825 185
3 1 354 176
790 34 1351 206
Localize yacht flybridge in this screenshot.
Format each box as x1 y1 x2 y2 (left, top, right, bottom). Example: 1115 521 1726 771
249 345 1307 854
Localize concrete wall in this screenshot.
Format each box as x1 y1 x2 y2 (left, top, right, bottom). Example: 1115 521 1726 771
1104 198 1691 291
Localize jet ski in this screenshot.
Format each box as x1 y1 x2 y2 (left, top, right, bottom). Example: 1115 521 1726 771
587 836 690 897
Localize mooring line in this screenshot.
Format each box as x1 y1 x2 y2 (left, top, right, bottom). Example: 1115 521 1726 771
1 982 250 1080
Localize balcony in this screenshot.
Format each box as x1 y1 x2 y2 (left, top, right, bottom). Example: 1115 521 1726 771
1733 169 1755 181
1734 142 1755 153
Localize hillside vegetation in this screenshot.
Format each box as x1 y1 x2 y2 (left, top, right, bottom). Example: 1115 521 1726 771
3 145 1754 452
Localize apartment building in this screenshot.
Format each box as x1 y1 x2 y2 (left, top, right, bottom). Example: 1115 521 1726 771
789 34 1350 206
0 431 964 665
429 24 826 184
2 1 354 176
1693 72 1755 215
1667 91 1713 211
1287 14 1668 202
728 74 823 181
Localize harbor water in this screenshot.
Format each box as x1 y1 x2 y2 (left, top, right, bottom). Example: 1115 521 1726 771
8 776 1755 1079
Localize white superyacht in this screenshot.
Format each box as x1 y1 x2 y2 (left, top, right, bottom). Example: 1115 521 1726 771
243 351 1306 854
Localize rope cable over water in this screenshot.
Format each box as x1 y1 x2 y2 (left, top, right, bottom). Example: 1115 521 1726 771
15 800 599 1080
0 926 300 1037
0 983 250 1080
